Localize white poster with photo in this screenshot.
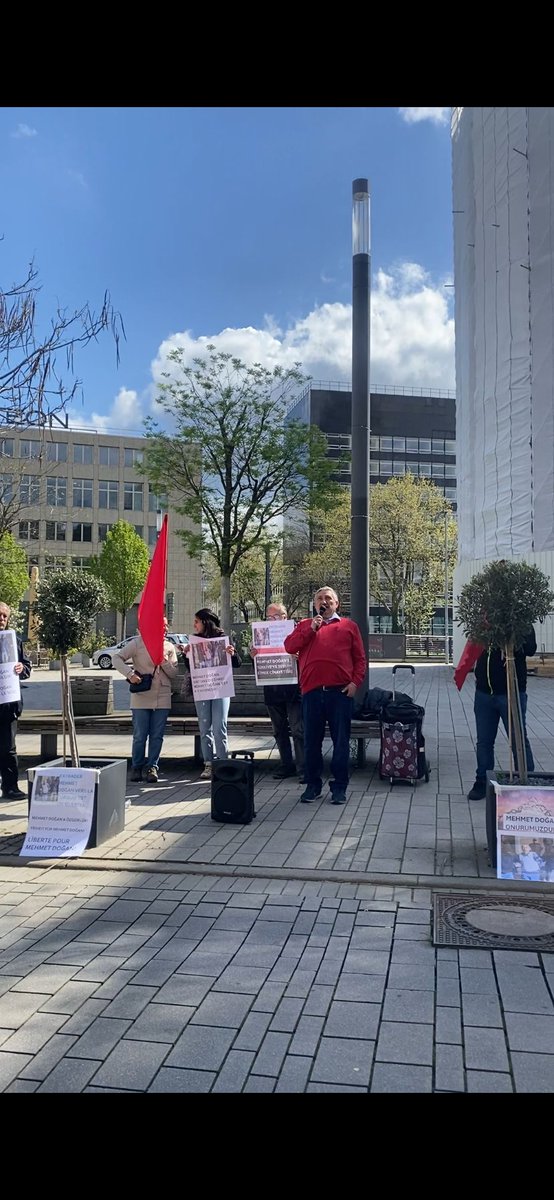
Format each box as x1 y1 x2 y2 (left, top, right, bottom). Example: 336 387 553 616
188 635 235 701
494 783 554 882
20 767 97 858
251 619 298 687
0 630 21 705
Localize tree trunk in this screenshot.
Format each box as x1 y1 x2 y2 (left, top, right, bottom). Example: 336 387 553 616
505 641 527 784
220 574 231 633
120 610 126 640
61 655 80 768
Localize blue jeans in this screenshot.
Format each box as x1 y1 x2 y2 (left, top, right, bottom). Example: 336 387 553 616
131 708 170 770
196 698 230 763
302 686 353 795
474 689 534 782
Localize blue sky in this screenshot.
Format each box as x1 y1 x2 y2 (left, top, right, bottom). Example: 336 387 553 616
1 107 453 433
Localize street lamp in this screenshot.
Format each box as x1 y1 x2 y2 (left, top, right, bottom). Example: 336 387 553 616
351 178 371 695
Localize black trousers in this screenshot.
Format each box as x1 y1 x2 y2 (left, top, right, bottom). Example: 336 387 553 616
0 714 19 792
266 697 304 770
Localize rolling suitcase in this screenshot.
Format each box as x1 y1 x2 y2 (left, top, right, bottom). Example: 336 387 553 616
211 750 256 824
379 664 430 786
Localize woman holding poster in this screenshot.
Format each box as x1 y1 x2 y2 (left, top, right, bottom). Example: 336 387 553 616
182 608 242 780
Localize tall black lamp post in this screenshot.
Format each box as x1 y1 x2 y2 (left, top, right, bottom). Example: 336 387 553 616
350 178 371 695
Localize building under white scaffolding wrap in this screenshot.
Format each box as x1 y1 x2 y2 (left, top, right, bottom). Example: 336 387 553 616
452 106 554 655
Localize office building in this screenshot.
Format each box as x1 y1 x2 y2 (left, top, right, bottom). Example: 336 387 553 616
0 426 201 638
286 382 456 632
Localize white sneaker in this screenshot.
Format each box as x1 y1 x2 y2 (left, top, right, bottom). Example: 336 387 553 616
199 764 212 780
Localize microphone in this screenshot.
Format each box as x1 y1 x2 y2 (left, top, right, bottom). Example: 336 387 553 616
318 605 327 617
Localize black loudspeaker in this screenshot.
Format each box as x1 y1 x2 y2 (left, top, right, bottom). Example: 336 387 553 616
211 751 256 824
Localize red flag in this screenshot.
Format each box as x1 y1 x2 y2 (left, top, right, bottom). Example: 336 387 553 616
138 514 168 665
454 640 485 690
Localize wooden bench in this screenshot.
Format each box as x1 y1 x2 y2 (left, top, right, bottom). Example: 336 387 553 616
18 709 381 767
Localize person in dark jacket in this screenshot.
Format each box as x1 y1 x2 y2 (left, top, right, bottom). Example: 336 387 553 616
0 602 32 799
250 602 304 781
182 608 242 780
467 628 536 800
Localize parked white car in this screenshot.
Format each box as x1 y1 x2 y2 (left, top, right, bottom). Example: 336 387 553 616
92 636 135 669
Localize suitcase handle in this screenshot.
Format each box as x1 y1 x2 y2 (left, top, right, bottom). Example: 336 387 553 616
392 663 415 700
230 750 255 761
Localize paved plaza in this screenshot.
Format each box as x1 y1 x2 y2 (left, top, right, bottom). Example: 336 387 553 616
0 663 552 1092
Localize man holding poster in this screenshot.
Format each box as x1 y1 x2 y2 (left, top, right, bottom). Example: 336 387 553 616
250 603 304 781
0 601 32 800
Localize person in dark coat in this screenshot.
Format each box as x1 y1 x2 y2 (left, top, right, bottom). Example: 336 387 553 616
0 602 32 799
467 628 537 801
250 602 304 781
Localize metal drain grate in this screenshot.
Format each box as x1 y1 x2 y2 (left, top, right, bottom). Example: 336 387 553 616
433 892 554 952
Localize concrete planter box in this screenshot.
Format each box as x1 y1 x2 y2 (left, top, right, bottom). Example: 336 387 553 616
27 757 126 849
486 769 554 868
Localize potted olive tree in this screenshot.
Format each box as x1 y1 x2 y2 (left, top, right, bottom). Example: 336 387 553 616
30 569 127 847
457 559 554 866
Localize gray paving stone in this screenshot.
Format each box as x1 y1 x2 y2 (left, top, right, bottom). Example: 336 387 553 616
155 974 214 1007
467 1070 514 1093
191 991 253 1029
435 1044 465 1091
99 985 157 1020
124 1004 195 1043
459 968 498 995
311 1036 374 1087
211 965 270 994
275 1055 312 1092
324 1001 380 1041
464 1027 510 1073
511 1051 554 1092
505 1013 554 1053
149 1067 215 1092
382 989 434 1023
302 985 335 1017
243 1074 276 1092
252 1030 291 1077
66 1016 132 1060
376 1021 434 1066
59 999 109 1035
436 977 462 1007
88 1038 170 1090
0 1011 67 1054
307 1082 367 1092
388 964 435 992
462 993 503 1028
165 1023 235 1071
288 1015 325 1057
371 1063 432 1093
251 981 287 1012
496 965 554 1014
211 1050 256 1092
0 991 46 1030
334 973 386 1003
269 997 304 1033
233 1011 273 1052
37 1057 100 1092
435 1006 462 1045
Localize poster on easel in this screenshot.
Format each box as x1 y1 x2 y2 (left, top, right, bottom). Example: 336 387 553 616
20 767 97 858
494 783 554 882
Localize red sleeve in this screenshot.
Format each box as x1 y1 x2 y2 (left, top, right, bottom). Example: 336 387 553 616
350 622 367 687
284 620 315 655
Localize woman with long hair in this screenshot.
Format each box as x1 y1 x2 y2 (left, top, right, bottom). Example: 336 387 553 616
183 607 242 779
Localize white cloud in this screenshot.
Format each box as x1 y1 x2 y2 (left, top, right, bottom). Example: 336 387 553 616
151 261 455 394
398 107 450 126
69 387 144 433
11 122 38 139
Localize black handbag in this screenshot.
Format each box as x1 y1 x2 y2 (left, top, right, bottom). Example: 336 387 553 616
129 672 153 693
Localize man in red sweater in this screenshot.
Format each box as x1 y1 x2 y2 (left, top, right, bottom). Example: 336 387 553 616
284 586 366 805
